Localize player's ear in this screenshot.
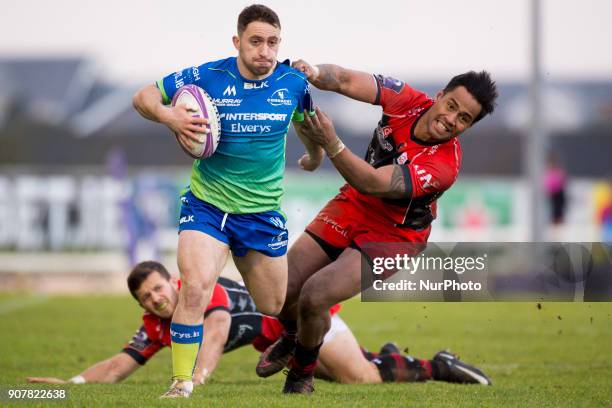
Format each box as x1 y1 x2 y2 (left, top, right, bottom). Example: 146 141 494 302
232 35 240 51
435 90 444 101
170 277 179 291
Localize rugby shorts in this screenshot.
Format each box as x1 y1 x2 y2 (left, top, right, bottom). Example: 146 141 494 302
305 189 430 262
178 189 288 257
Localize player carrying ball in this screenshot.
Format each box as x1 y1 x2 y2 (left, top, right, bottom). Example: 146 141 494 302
132 5 319 398
257 61 498 393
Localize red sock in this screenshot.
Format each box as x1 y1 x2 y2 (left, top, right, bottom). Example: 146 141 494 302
372 353 431 382
291 341 321 375
419 359 433 380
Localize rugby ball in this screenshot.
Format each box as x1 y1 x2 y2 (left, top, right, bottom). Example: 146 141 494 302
171 85 221 159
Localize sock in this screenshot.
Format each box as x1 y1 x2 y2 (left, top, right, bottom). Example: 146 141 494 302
361 346 378 361
372 353 432 382
290 341 322 375
170 322 203 382
421 359 433 379
279 318 297 341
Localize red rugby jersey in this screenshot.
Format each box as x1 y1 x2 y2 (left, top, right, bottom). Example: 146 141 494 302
343 75 461 229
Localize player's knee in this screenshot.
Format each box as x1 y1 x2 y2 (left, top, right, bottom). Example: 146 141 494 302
255 294 285 316
258 303 283 316
298 284 329 317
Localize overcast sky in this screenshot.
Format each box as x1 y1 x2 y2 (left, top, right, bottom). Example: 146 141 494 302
1 0 611 85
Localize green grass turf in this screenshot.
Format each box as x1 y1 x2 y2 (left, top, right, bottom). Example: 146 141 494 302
0 294 611 407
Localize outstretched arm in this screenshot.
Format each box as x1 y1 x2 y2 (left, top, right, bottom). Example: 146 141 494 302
299 107 410 199
192 310 231 385
27 353 140 385
292 60 378 104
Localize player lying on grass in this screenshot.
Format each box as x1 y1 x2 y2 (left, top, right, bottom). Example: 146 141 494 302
26 261 486 386
257 61 498 393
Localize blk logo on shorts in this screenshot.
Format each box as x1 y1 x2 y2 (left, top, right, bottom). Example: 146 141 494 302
179 215 195 224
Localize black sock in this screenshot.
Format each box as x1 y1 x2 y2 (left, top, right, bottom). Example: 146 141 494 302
361 346 378 361
279 318 297 341
291 341 322 375
372 353 431 382
278 318 297 334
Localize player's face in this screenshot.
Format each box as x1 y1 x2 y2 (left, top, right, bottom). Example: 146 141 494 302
233 21 280 79
426 86 482 142
134 272 179 319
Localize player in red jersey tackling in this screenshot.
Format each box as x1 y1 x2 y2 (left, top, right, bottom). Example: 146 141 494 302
257 61 498 393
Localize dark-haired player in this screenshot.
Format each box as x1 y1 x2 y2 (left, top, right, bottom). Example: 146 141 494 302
26 261 479 388
132 4 320 397
257 61 498 393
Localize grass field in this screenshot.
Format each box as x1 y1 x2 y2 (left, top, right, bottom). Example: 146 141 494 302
0 294 611 407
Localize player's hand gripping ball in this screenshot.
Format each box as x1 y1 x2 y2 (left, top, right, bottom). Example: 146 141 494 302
171 85 221 159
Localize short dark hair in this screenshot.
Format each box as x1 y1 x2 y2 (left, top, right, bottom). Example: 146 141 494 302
443 71 498 123
127 261 171 299
237 4 281 35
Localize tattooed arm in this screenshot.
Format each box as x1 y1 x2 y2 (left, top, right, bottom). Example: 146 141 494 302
292 60 377 104
332 159 410 199
299 107 411 199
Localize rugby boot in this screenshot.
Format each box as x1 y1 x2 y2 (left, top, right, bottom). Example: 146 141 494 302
159 379 193 398
432 350 492 385
282 359 315 394
256 334 296 378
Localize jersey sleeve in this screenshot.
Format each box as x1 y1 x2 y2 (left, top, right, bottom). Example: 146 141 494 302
122 325 164 365
373 74 419 116
156 64 207 105
291 83 316 122
402 142 461 199
205 283 231 317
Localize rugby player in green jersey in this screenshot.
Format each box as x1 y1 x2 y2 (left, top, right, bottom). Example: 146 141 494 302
133 5 319 397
